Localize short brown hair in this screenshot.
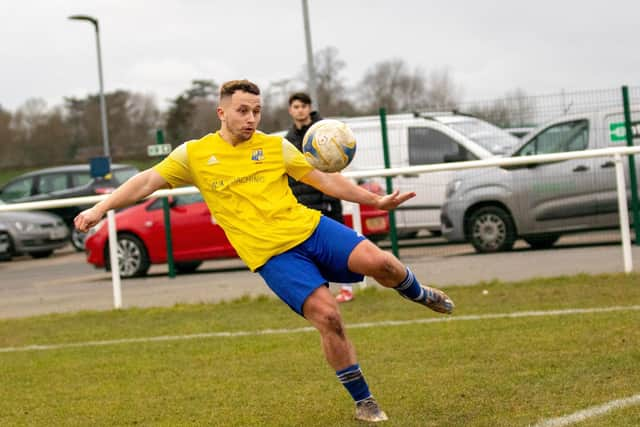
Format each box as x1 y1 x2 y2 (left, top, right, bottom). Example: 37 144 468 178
219 79 260 99
288 92 312 106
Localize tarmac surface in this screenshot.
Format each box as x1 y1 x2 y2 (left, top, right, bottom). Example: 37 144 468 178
0 231 638 319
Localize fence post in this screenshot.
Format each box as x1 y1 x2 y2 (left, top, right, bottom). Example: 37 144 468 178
107 209 122 308
621 86 640 245
614 154 633 273
379 108 399 258
156 129 176 278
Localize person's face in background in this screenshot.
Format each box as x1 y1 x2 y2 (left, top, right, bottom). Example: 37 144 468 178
288 100 312 126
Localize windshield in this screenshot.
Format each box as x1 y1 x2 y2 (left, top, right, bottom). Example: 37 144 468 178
446 118 520 155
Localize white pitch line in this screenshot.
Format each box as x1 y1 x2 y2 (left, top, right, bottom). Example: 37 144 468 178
532 393 640 427
1 305 639 354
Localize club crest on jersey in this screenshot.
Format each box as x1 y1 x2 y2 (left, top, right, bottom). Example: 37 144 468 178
251 148 264 162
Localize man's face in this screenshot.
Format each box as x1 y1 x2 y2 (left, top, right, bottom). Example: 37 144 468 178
218 91 262 142
288 100 311 122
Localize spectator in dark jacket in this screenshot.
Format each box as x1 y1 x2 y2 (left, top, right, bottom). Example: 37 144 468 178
286 92 355 302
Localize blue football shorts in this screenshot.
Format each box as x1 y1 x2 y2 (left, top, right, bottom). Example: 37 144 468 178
257 216 366 316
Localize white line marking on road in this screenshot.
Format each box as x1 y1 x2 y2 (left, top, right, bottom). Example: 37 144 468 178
1 305 639 353
531 393 640 427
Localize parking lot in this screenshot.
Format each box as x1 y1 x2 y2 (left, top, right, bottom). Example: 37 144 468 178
1 230 637 319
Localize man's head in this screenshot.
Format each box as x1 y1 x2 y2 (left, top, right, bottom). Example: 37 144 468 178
217 79 261 144
288 92 313 127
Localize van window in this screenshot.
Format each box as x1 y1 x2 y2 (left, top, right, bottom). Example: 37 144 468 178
408 127 473 165
517 120 589 156
37 173 68 194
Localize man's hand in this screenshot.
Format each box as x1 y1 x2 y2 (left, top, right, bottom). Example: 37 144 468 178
301 169 416 210
74 207 106 233
374 189 416 211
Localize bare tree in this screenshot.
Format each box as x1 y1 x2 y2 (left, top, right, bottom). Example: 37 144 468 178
8 99 72 166
503 88 535 126
0 106 15 168
165 80 220 143
64 91 160 161
260 78 301 133
465 88 534 128
357 59 430 114
424 67 462 111
313 46 357 117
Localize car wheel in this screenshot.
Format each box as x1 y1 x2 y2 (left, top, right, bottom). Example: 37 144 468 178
70 228 87 252
175 261 203 274
0 233 12 261
30 250 54 259
106 234 150 278
524 234 560 250
467 206 516 253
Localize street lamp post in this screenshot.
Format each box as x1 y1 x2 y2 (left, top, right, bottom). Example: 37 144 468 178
68 15 110 159
301 0 318 110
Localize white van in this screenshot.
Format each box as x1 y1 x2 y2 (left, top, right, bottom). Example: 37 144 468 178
341 112 520 237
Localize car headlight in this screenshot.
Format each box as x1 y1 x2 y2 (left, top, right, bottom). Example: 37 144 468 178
445 180 462 198
14 221 38 232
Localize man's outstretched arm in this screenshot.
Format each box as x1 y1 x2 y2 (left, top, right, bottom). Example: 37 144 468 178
74 169 170 232
300 169 415 211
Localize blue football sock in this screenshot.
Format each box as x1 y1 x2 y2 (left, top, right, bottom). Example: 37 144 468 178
394 268 424 300
336 363 371 402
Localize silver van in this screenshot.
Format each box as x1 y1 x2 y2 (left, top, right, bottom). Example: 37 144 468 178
441 107 640 252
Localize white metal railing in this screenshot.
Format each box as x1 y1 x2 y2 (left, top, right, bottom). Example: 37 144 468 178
2 145 639 308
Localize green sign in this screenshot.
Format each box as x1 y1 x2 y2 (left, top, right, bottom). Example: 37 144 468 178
147 143 172 157
609 121 640 142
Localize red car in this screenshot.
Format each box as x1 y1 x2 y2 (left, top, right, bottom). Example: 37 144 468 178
85 192 389 278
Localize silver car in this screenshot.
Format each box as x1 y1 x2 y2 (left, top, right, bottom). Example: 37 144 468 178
0 201 69 259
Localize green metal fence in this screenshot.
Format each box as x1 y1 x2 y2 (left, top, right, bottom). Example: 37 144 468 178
358 86 640 260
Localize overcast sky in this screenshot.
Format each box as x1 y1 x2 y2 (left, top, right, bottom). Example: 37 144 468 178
2 0 639 112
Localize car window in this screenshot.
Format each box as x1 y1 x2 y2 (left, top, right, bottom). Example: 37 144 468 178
408 127 474 165
147 193 203 211
147 199 164 210
71 172 92 187
0 178 32 201
113 168 138 184
174 193 204 206
37 173 68 194
516 120 589 156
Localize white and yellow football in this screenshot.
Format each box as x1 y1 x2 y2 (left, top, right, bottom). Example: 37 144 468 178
302 119 357 172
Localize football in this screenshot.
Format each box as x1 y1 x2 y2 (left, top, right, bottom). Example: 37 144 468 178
302 119 357 172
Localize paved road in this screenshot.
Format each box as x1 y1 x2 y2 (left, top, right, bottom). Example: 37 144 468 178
0 231 638 319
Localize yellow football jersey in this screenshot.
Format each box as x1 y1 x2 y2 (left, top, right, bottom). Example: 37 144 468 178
153 131 321 271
